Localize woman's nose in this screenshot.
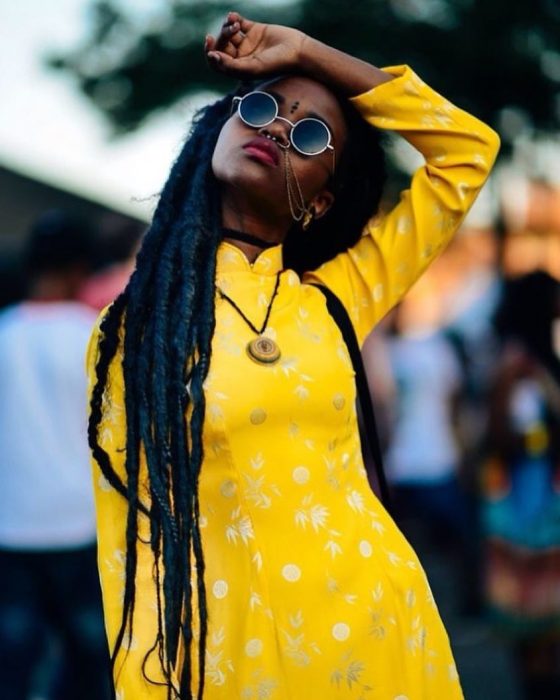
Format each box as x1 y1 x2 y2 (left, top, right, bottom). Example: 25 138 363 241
259 119 290 148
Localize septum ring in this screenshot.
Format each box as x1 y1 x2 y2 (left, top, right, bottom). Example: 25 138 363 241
251 117 336 174
260 131 290 150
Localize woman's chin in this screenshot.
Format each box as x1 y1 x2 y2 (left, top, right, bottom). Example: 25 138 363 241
219 170 287 212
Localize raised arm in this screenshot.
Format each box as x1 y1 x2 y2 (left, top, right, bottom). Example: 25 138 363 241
207 12 500 346
305 66 500 345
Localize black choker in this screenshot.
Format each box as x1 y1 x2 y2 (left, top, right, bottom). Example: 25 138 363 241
221 227 278 250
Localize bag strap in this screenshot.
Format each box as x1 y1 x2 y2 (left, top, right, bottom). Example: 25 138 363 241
311 284 392 510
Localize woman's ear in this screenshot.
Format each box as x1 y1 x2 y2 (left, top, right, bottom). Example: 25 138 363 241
310 189 335 220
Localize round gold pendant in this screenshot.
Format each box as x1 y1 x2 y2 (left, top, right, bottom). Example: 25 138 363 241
246 336 281 365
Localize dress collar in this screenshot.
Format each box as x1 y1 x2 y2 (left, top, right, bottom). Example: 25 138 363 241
216 241 284 276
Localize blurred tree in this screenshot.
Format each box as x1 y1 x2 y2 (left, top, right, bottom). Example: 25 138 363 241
49 0 560 150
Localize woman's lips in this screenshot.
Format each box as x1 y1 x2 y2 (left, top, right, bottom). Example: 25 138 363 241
242 137 280 167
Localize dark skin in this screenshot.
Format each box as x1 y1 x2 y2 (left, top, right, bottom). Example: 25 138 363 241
211 76 345 247
206 12 394 263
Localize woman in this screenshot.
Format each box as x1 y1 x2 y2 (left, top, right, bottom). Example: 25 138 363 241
87 12 500 699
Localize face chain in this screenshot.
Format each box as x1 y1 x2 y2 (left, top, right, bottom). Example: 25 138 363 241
283 149 310 223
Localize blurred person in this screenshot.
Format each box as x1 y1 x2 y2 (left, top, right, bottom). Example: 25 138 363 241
78 218 145 311
86 12 499 699
0 210 110 700
445 227 502 446
384 292 479 614
482 272 560 699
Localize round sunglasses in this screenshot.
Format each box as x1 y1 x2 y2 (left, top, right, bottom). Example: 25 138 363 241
232 91 335 166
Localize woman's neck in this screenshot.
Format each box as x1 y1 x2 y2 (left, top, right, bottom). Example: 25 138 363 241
223 237 269 264
221 196 289 263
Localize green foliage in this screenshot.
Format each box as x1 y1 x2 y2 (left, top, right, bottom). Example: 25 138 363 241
49 0 560 145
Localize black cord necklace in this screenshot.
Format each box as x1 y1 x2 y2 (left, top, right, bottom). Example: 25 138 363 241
217 272 282 365
221 227 279 250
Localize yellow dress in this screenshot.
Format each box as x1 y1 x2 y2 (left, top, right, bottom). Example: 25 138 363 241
87 65 500 699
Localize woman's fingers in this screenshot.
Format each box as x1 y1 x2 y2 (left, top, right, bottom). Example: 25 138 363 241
205 14 261 75
227 11 254 34
209 29 240 59
214 19 242 51
221 12 254 46
228 27 245 48
206 16 249 63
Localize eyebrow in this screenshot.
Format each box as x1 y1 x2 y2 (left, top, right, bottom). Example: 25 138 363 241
266 89 285 104
266 89 334 137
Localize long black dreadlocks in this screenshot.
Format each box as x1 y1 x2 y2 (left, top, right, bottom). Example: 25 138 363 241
88 82 386 699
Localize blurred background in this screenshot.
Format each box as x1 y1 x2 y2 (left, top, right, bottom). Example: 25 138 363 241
1 1 560 698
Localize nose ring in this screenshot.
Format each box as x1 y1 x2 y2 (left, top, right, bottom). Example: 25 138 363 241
260 128 289 149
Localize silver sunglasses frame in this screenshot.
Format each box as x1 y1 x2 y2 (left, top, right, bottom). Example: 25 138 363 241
232 91 335 166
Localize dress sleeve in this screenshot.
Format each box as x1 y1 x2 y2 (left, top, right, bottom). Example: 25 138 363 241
303 65 501 347
86 311 177 698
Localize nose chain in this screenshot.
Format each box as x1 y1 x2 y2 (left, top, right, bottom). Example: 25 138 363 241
283 149 308 222
261 130 309 223
217 272 282 365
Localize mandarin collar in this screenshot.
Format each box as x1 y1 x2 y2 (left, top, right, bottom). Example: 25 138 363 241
216 241 284 276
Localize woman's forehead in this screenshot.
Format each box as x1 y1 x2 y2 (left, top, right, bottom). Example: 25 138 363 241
258 76 346 137
260 76 337 106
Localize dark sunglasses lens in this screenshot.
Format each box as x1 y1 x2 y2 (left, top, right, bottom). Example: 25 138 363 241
292 119 329 155
239 92 277 127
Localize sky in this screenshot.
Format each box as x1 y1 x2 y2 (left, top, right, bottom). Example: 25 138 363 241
0 0 501 230
0 0 214 221
2 0 550 230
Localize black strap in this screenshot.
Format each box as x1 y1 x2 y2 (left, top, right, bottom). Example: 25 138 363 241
311 284 392 511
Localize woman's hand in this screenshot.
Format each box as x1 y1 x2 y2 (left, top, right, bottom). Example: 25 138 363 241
205 12 306 79
205 11 393 95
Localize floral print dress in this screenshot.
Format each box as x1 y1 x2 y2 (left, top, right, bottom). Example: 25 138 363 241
87 65 500 699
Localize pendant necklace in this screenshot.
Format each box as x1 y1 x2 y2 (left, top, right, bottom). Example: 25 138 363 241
217 272 282 365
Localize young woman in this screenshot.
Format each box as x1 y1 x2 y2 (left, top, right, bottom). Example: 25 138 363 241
87 12 500 699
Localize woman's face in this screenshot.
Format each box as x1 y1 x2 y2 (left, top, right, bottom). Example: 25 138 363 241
212 76 347 223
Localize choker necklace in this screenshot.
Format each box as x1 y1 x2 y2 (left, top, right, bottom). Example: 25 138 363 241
221 228 278 250
217 272 282 365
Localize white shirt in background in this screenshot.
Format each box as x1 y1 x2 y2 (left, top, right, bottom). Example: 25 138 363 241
386 331 462 485
0 301 97 549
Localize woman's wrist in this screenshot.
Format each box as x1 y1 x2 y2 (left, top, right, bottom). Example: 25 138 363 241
298 35 394 97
